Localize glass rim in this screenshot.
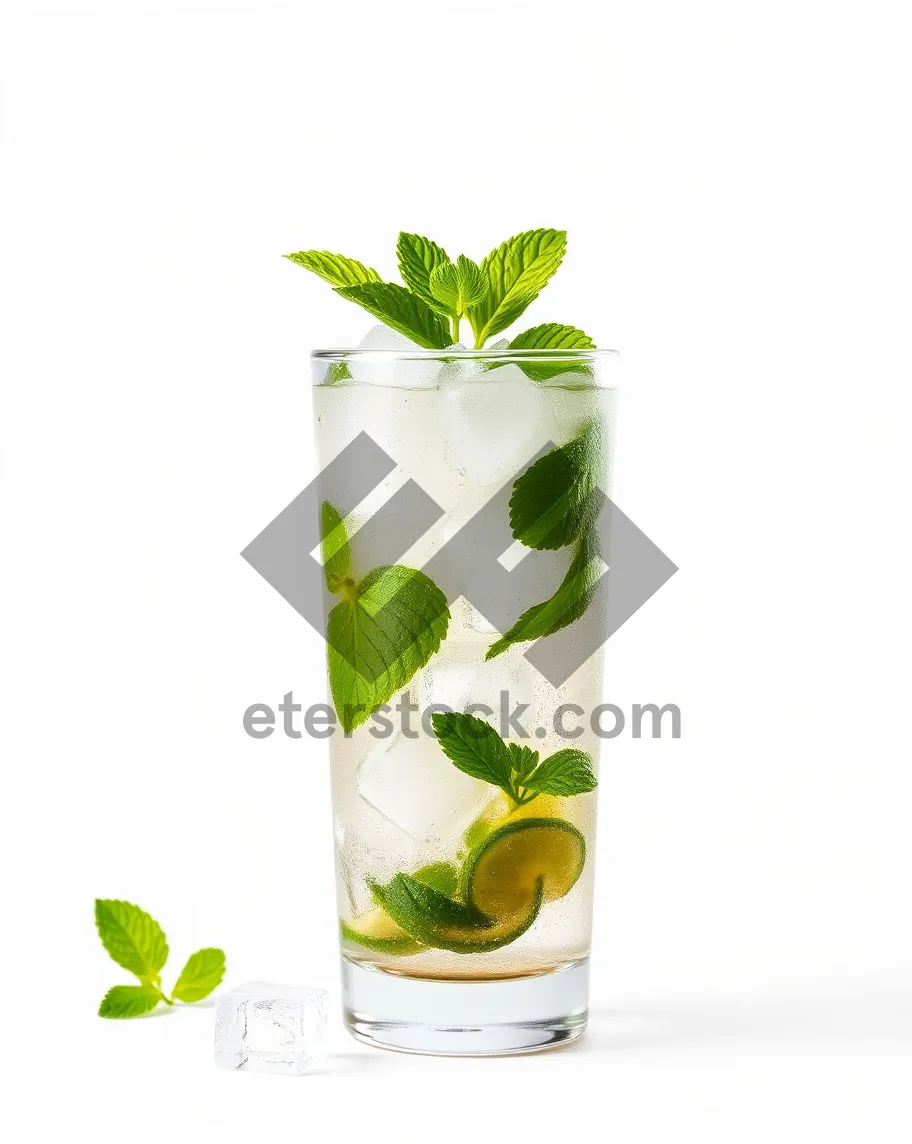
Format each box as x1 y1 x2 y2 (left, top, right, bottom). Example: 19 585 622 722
311 347 619 363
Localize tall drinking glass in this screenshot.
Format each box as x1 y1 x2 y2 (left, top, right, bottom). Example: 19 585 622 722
311 347 617 1054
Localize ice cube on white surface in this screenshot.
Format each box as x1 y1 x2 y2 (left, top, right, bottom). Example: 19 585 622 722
356 727 491 846
215 981 327 1076
348 324 441 388
437 365 561 486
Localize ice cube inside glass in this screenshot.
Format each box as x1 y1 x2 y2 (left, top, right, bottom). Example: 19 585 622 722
214 981 327 1075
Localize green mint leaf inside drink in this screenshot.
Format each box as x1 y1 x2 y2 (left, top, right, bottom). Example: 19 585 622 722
320 500 351 591
486 528 604 659
521 749 598 797
509 422 604 551
327 565 450 734
430 711 514 795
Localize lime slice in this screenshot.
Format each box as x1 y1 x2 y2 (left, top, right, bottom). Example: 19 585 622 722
457 795 566 895
464 817 586 918
340 906 424 955
370 873 544 954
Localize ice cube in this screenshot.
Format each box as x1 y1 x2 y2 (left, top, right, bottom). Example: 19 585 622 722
356 726 491 847
215 982 327 1075
417 641 540 739
334 800 419 915
435 343 487 384
436 364 562 486
348 324 441 388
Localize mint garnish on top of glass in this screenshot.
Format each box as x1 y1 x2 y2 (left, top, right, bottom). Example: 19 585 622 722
286 229 594 354
297 229 609 723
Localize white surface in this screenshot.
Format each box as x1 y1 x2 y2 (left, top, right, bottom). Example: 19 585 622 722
2 0 911 1140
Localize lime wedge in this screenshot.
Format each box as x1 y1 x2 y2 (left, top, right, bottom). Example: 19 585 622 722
464 817 586 918
370 873 544 954
340 906 424 955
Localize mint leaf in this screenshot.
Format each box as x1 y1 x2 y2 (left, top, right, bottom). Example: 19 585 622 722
98 984 162 1019
413 861 459 897
371 874 488 934
370 872 545 952
509 423 603 550
321 500 351 590
397 232 451 312
95 900 168 983
325 360 352 384
507 742 540 784
487 530 603 659
328 565 449 733
170 947 226 1003
510 323 595 351
431 711 513 793
468 229 567 346
523 749 597 796
509 323 595 381
427 261 459 315
284 250 381 287
334 282 452 348
429 255 487 317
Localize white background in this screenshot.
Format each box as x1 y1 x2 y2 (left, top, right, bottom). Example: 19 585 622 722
3 0 911 1140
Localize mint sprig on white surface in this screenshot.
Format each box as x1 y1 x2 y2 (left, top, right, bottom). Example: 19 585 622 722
286 228 595 353
95 899 225 1018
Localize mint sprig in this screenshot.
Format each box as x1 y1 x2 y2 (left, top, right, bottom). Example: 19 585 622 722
431 711 596 805
95 899 225 1019
286 227 595 353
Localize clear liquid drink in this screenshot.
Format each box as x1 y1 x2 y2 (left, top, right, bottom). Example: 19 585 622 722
312 347 617 1053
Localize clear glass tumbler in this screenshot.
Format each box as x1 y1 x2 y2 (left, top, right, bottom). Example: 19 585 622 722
311 347 617 1054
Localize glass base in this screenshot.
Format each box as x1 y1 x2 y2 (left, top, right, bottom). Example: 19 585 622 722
341 957 589 1056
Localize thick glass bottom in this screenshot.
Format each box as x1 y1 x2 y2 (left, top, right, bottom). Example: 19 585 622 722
341 956 589 1056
